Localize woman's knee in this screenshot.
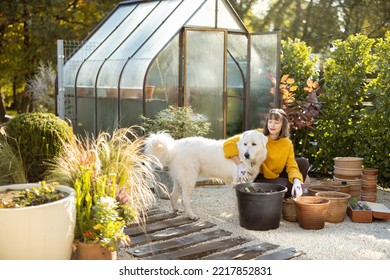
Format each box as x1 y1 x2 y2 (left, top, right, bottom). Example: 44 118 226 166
296 157 309 178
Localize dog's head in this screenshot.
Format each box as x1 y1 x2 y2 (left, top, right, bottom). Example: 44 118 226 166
143 132 174 167
237 130 268 163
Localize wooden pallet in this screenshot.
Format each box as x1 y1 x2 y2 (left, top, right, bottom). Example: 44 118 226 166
123 208 305 260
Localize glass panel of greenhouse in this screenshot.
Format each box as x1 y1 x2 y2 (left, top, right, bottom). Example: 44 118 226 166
59 0 280 139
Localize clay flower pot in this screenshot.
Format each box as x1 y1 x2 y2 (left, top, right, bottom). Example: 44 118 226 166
307 186 340 196
315 191 351 223
294 196 330 230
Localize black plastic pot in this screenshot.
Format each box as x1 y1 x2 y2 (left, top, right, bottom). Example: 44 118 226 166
235 183 287 231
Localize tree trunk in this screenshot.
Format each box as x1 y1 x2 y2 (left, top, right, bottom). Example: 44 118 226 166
0 94 8 123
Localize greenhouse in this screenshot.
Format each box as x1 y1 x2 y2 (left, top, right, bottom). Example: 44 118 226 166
57 0 280 139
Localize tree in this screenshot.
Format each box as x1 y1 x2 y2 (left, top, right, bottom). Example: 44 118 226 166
0 0 118 115
245 0 389 54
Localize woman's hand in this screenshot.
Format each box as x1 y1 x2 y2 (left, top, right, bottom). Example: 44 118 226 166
292 178 303 197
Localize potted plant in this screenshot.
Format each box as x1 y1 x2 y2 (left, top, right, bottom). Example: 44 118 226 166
347 198 373 223
0 181 76 260
140 106 211 198
0 113 76 260
46 127 157 259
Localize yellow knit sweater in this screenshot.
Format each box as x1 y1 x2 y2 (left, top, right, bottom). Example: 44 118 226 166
223 129 303 183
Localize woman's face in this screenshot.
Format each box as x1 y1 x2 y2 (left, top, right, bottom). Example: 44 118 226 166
267 117 283 138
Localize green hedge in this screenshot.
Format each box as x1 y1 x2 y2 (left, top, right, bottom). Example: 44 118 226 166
5 112 73 182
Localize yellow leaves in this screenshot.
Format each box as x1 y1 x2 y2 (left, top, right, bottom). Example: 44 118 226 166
290 85 298 91
287 78 295 84
305 79 320 93
281 74 289 83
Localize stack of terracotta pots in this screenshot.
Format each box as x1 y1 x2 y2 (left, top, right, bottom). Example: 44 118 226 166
333 157 363 199
360 168 378 202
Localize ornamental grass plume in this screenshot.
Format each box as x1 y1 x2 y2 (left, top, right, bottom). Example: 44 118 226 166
46 126 157 248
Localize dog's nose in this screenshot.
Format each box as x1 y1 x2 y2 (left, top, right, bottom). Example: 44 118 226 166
244 152 250 159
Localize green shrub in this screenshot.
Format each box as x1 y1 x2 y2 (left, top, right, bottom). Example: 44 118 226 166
4 112 73 182
139 106 211 139
312 34 377 175
355 32 390 187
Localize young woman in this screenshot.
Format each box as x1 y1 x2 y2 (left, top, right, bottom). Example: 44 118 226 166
223 108 309 198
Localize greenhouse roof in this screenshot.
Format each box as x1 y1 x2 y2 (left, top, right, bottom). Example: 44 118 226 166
64 0 248 90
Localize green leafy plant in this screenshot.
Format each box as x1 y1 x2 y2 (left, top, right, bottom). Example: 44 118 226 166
354 31 390 188
0 181 67 208
139 105 211 139
3 112 73 182
313 34 377 176
85 196 130 251
348 198 371 210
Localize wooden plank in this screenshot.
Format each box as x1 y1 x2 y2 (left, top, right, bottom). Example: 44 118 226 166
146 209 167 216
255 247 305 260
145 237 250 260
201 242 279 260
128 229 232 258
124 216 194 237
129 220 216 247
126 212 175 229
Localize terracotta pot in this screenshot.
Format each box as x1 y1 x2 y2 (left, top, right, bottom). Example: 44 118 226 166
333 177 361 199
76 242 117 260
294 196 330 230
315 191 351 223
145 85 155 100
360 192 377 202
320 180 350 194
361 174 378 181
333 157 363 169
307 186 340 196
362 168 378 175
333 166 362 179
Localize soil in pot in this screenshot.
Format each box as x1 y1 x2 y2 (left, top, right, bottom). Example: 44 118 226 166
0 183 76 260
235 183 287 231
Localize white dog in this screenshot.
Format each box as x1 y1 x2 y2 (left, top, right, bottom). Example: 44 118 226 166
144 130 268 219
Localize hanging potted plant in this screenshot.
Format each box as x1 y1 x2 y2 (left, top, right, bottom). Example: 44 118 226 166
0 181 76 260
140 106 211 198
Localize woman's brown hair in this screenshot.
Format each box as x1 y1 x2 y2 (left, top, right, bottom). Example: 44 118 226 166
263 108 290 138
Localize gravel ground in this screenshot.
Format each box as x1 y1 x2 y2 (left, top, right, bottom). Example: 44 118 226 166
153 182 390 260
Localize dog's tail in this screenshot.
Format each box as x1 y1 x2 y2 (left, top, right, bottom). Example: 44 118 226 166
144 132 175 167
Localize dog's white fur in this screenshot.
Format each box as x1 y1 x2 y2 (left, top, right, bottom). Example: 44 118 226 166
144 130 268 219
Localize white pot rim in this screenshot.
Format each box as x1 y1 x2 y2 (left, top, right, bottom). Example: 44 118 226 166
0 183 75 211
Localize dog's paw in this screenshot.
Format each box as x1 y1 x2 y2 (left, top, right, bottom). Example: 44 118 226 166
188 215 199 221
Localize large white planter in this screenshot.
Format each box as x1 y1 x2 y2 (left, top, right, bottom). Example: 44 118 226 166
0 183 76 260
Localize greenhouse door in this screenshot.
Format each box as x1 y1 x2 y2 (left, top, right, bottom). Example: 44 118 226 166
183 29 227 139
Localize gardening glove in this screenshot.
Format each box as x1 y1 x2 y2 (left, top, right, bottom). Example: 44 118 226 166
237 163 248 183
292 178 303 198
